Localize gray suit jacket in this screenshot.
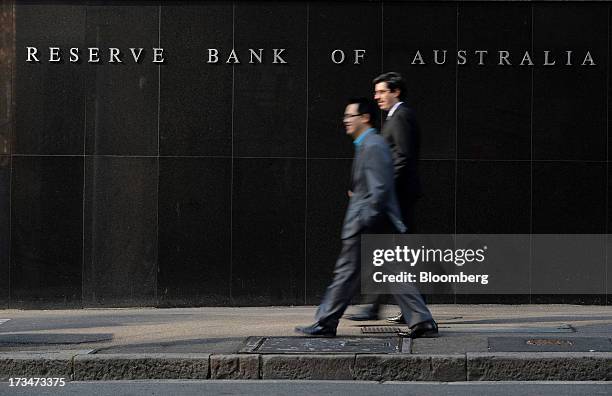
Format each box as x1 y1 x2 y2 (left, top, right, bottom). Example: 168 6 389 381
341 132 406 239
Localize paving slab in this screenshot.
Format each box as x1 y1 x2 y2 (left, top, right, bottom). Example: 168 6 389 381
412 335 489 354
440 323 574 333
94 337 245 354
240 336 403 354
0 333 113 345
488 337 612 352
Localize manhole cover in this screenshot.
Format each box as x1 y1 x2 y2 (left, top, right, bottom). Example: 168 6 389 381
239 336 405 354
361 326 411 334
488 337 612 352
0 333 113 345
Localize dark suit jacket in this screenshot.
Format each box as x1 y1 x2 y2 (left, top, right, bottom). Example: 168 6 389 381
341 132 406 239
381 103 421 199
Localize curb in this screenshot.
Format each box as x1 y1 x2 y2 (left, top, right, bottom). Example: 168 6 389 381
0 352 610 381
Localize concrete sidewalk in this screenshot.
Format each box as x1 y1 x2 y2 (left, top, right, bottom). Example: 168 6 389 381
0 305 610 381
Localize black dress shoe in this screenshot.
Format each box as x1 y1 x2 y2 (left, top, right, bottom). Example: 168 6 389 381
345 312 379 321
295 323 337 337
398 319 438 339
386 312 405 324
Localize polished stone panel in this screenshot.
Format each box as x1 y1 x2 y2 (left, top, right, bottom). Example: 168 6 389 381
83 157 158 307
412 160 455 234
10 156 83 308
159 3 233 156
158 157 232 306
609 7 612 305
308 2 381 159
531 234 606 295
84 5 159 155
384 2 456 160
608 166 612 302
305 158 351 303
533 4 607 160
233 3 307 157
532 162 606 233
456 161 530 233
0 3 13 156
15 4 86 154
231 158 305 305
0 156 9 308
457 3 531 160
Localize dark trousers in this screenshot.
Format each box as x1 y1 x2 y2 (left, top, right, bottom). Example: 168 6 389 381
315 235 432 328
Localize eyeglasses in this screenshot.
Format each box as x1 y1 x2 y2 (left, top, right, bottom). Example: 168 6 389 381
343 113 363 120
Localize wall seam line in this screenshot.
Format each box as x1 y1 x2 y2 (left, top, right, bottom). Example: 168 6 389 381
155 2 162 305
454 2 459 304
381 1 384 72
304 2 309 305
7 0 14 308
229 1 235 305
529 2 534 302
606 3 610 305
80 4 88 308
7 154 612 163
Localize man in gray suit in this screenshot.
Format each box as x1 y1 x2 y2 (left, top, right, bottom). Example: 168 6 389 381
347 72 423 324
295 98 436 338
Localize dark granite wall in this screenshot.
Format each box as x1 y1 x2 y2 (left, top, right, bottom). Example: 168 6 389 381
0 0 14 309
3 1 610 307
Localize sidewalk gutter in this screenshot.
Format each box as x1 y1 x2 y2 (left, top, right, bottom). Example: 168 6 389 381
0 351 610 381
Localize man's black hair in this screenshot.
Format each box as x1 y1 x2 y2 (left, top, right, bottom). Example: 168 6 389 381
347 97 378 127
373 71 407 101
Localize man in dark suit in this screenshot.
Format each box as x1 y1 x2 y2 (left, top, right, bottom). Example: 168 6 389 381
346 72 422 324
295 98 436 338
374 72 421 229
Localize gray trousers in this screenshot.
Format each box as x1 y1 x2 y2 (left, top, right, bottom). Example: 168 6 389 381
315 236 432 328
359 196 420 315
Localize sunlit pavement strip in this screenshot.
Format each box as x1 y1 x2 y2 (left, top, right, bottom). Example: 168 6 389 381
439 323 574 333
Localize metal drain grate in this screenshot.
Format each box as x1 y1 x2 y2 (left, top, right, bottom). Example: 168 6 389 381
361 326 411 334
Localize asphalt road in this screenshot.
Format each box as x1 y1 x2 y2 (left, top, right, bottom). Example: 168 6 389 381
0 381 610 396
